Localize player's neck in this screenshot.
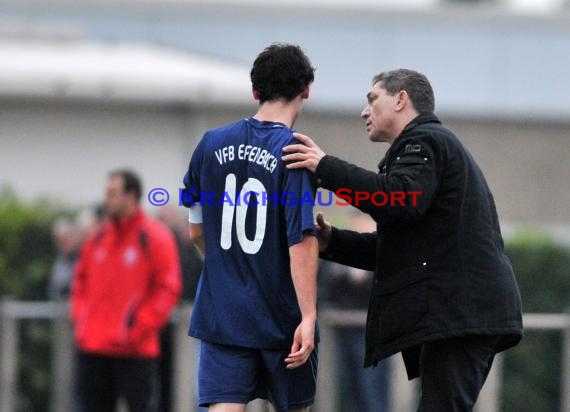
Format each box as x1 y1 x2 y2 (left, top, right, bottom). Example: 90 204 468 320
253 98 302 129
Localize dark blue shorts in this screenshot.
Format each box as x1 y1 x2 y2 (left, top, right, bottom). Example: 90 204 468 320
198 341 318 412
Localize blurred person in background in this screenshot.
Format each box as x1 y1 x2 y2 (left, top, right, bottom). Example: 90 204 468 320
49 206 103 412
75 203 105 244
156 205 203 412
71 169 181 412
48 217 78 301
48 216 81 411
49 203 105 301
283 69 523 411
156 205 203 301
319 213 390 412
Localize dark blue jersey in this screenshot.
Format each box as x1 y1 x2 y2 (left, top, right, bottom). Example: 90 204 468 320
182 118 316 349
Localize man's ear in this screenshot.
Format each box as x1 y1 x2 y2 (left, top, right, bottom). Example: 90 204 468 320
301 85 310 99
395 90 408 112
252 88 261 101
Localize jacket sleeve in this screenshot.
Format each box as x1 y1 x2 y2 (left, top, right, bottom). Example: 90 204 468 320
128 227 182 342
320 227 377 271
314 140 439 223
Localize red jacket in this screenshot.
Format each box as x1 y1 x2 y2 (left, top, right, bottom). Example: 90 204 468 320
71 208 181 358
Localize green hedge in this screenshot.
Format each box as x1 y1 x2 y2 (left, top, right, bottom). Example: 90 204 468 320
0 188 64 411
0 187 57 300
501 231 570 412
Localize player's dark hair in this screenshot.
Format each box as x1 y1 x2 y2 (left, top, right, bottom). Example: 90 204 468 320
109 169 142 203
372 69 435 113
250 43 315 104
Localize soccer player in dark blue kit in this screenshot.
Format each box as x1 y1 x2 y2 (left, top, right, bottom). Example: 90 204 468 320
181 43 319 412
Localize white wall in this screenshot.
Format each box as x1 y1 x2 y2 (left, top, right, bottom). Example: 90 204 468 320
0 101 246 210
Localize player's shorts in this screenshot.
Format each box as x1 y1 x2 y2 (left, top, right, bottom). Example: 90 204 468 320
198 340 318 412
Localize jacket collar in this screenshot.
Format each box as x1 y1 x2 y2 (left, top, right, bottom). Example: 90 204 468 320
400 112 441 135
378 112 440 171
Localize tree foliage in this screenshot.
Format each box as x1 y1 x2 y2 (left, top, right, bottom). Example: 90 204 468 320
0 187 56 299
501 230 570 412
0 188 64 411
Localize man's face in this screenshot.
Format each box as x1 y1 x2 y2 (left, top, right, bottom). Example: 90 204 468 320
105 176 129 219
361 82 399 143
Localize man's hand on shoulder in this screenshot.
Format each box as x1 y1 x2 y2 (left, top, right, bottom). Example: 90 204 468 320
282 132 326 173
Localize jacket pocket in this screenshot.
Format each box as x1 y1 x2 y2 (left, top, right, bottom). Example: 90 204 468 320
371 267 429 345
389 154 429 172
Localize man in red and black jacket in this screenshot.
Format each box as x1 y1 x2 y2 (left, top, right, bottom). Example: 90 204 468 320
71 169 181 412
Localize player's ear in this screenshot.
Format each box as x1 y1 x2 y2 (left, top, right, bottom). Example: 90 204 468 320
301 85 310 99
252 88 261 101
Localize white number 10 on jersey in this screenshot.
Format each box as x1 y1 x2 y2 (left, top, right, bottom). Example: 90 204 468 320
220 173 267 254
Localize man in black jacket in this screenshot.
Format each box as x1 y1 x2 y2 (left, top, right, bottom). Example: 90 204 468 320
282 69 523 411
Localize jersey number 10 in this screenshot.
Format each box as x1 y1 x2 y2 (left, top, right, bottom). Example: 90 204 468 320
220 173 267 254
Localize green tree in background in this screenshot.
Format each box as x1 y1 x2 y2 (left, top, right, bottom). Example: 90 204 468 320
0 188 63 411
0 187 55 299
502 231 570 412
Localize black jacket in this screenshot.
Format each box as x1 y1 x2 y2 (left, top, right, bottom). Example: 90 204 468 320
317 113 523 379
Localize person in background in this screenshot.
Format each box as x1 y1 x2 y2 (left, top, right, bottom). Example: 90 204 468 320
49 205 103 412
71 169 182 412
49 203 106 301
319 213 391 411
48 217 78 301
156 205 203 301
156 205 204 412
